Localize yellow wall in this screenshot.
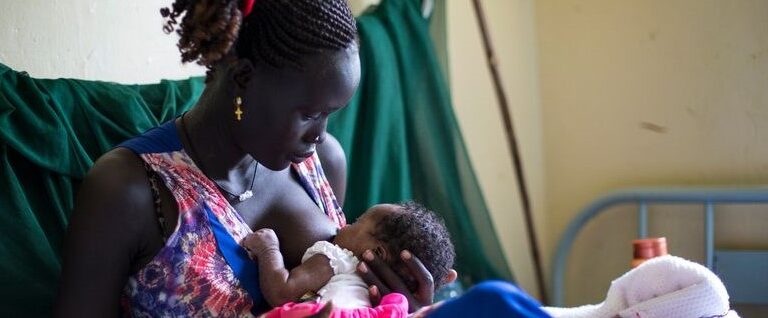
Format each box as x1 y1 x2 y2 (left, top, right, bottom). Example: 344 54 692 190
445 0 546 298
536 0 768 305
441 0 768 307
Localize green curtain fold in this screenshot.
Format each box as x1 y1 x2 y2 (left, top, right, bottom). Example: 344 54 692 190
0 0 511 315
334 0 513 287
0 68 205 317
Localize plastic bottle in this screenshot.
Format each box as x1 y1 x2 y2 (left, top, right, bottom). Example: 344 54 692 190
631 237 668 268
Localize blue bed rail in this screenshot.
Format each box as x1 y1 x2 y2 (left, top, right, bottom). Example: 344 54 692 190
549 187 768 306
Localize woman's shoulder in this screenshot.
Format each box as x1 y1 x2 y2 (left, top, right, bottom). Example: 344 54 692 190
316 133 346 173
56 148 163 316
316 133 347 202
86 147 150 192
76 147 158 230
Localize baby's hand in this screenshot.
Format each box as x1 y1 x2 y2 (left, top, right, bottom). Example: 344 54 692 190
241 228 280 260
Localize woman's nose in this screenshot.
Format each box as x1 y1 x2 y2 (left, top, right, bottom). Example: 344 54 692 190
304 133 325 144
314 133 326 144
303 121 327 144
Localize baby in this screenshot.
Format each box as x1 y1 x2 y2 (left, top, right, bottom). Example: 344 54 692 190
242 201 456 317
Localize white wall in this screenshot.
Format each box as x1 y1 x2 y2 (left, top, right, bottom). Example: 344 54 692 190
0 0 205 83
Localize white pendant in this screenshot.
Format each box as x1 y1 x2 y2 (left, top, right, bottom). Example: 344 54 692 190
238 190 254 202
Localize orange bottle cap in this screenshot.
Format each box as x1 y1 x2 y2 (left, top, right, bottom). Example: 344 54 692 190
632 237 668 258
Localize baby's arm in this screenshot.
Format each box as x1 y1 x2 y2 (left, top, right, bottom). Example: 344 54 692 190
242 229 334 307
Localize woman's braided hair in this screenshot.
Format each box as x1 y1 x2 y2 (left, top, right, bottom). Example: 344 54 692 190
161 0 357 72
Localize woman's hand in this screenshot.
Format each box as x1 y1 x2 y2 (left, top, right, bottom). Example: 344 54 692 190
356 249 456 313
241 228 280 259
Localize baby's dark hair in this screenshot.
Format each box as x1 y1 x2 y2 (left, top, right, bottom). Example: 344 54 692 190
373 201 455 290
160 0 357 71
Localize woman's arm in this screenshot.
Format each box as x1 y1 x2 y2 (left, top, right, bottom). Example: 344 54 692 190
54 149 162 317
242 229 334 307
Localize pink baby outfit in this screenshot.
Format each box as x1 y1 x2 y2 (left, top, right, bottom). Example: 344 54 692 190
263 293 408 318
262 241 408 318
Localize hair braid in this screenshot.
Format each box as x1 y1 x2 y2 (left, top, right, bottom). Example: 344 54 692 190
161 0 357 73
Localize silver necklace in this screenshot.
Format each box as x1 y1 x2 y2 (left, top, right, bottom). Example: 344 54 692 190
217 164 257 202
180 113 257 202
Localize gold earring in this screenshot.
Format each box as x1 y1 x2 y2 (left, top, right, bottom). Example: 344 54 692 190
234 96 244 121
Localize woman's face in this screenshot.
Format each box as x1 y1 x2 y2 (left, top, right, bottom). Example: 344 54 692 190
233 46 361 171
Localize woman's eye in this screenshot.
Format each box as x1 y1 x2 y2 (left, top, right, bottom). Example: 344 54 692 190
302 112 323 120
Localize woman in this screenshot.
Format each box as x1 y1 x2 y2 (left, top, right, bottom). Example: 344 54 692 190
54 0 444 316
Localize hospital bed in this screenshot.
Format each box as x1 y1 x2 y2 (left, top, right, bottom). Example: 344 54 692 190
549 187 768 311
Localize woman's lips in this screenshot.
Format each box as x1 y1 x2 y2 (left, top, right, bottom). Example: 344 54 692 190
290 150 315 163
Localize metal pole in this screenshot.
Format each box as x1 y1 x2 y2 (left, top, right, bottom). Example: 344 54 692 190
638 202 648 238
705 202 715 269
470 0 548 304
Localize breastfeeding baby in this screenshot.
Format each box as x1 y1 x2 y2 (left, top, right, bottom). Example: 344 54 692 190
242 202 456 318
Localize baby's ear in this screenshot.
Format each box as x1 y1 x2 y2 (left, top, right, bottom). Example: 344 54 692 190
443 269 458 285
373 245 390 262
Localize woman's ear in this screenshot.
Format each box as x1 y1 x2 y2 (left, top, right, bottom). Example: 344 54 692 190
231 58 255 90
373 245 390 262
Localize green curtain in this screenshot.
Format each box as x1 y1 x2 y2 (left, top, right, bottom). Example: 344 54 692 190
332 0 513 287
0 0 511 315
0 68 206 316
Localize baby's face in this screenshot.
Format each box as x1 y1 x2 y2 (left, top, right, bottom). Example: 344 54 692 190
334 204 400 260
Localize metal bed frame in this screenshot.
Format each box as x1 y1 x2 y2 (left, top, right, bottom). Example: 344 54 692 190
549 187 768 306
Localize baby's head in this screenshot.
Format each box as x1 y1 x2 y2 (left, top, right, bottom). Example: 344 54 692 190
334 201 456 290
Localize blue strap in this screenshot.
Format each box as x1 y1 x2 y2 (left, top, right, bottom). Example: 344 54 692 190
204 204 269 314
117 120 183 154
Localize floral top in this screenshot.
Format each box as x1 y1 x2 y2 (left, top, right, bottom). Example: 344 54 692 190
118 120 345 317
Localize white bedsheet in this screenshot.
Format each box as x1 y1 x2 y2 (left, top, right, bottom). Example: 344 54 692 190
543 255 740 318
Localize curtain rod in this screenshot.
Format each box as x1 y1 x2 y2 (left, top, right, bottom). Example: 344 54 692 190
470 0 548 304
